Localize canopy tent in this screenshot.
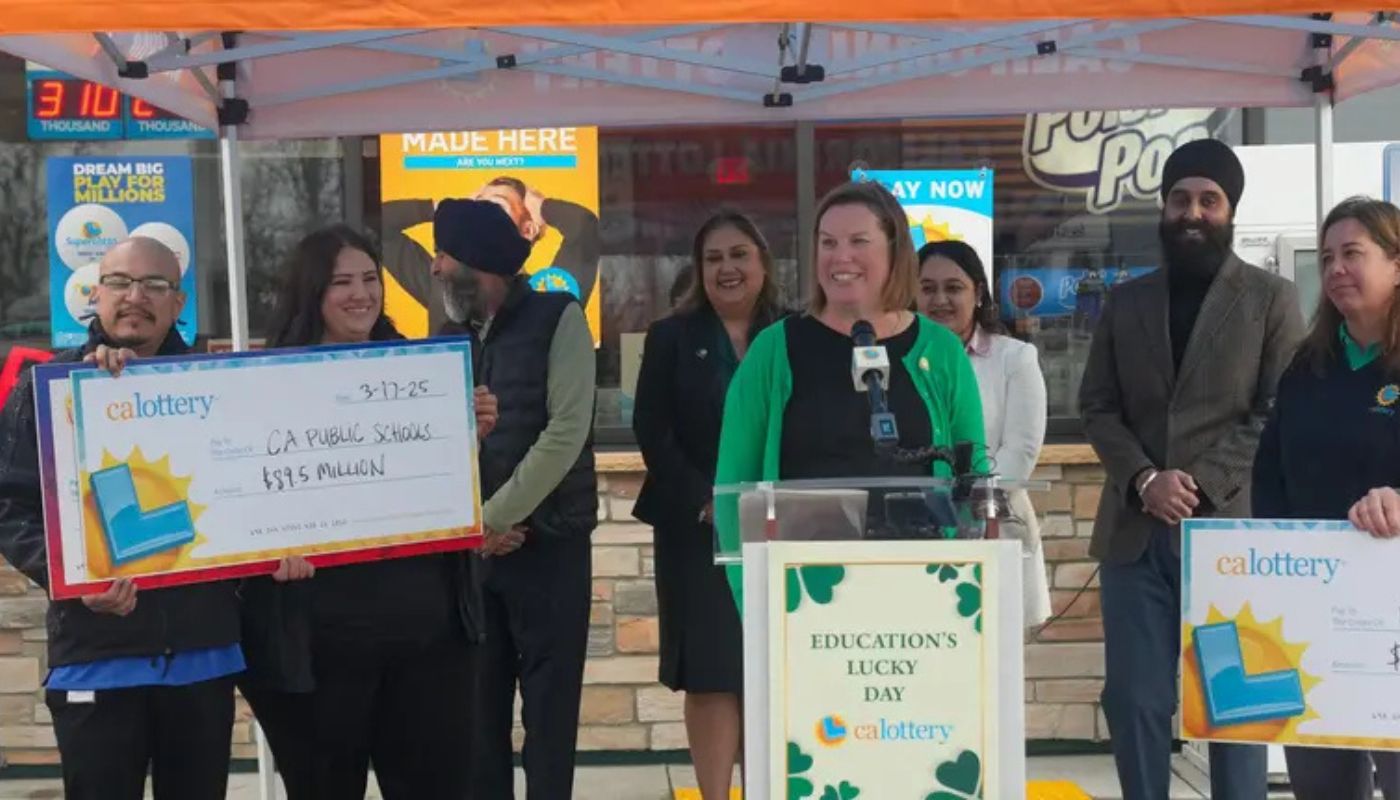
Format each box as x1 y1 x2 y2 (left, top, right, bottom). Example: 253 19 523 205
0 0 1396 30
0 16 1398 139
3 4 1400 797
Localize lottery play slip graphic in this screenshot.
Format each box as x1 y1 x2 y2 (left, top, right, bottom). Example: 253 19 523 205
35 341 483 599
1182 520 1400 749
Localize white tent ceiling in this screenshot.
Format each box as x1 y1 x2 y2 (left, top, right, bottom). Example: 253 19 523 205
0 14 1398 140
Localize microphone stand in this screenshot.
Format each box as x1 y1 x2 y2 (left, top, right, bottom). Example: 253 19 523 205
869 441 1007 540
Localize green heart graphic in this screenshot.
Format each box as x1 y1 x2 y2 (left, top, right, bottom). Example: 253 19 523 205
786 567 803 613
800 565 845 604
788 741 813 774
789 777 815 799
956 582 982 618
973 563 982 584
934 750 982 795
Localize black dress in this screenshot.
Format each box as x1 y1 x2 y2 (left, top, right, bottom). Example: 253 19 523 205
633 307 777 693
779 315 931 480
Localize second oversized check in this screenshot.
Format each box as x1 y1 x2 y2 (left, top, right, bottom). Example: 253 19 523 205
1183 519 1400 750
43 340 481 598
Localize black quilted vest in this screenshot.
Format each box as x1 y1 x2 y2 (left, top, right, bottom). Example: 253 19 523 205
476 279 597 537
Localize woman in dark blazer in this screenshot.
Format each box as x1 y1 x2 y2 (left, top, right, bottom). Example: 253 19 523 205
633 209 783 799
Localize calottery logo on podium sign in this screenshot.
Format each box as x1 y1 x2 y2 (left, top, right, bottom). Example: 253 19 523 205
768 543 1001 799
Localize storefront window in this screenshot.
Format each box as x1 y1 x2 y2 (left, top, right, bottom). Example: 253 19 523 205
0 52 345 356
593 126 803 439
816 113 1238 433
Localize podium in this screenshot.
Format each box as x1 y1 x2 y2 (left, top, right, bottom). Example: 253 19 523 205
716 476 1031 799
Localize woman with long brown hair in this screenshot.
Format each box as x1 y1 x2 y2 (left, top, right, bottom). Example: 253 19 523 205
633 209 784 798
1253 196 1400 799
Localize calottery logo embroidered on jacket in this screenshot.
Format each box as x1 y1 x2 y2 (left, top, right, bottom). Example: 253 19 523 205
1372 384 1400 415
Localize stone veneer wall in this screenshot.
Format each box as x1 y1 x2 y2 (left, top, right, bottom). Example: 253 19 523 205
0 446 1110 766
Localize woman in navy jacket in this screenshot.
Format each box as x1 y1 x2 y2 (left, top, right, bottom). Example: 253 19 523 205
633 210 784 799
1253 197 1400 799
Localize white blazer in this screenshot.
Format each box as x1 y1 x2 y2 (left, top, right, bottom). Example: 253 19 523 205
967 328 1053 626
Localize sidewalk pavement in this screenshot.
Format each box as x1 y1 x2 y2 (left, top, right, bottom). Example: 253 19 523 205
0 754 1230 799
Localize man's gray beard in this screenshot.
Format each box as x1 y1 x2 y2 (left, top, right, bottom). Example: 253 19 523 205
441 281 487 326
442 286 469 324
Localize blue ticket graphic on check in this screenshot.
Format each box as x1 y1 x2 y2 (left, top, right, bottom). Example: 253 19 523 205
1182 520 1400 748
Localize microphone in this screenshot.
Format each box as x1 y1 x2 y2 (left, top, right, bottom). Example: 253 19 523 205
850 320 899 447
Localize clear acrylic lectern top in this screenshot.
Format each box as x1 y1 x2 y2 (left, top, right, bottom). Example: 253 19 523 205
712 476 1048 565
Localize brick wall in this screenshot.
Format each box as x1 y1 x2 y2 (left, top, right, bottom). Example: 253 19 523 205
0 450 1112 767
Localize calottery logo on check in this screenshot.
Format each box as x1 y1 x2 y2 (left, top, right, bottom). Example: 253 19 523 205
105 392 216 422
1215 548 1342 585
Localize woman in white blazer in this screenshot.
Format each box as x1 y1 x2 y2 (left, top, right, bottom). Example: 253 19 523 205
918 240 1053 626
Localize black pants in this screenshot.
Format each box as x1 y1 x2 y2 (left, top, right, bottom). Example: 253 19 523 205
239 681 316 800
1286 746 1400 799
1099 528 1267 800
46 676 235 800
476 537 591 800
248 633 476 800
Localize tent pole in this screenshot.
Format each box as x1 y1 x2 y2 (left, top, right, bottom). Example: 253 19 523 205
1314 93 1333 234
218 74 250 352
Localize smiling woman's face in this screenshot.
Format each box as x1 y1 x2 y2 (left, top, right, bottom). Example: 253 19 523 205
701 225 766 314
320 246 382 344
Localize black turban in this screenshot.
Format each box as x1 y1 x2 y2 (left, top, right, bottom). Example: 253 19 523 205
432 199 530 276
1161 138 1245 211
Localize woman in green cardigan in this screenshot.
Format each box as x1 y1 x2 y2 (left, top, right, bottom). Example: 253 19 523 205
714 180 988 608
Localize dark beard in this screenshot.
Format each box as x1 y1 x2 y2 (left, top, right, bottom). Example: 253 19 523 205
1159 218 1233 281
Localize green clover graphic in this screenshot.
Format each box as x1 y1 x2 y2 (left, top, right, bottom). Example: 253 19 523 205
927 563 983 633
787 741 815 799
820 781 861 800
785 565 847 613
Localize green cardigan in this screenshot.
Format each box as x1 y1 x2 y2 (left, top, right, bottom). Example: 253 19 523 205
713 315 987 609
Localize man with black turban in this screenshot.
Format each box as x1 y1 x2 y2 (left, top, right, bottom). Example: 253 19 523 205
430 198 598 800
1078 138 1304 800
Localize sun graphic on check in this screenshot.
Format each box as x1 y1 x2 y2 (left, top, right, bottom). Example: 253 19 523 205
80 448 206 579
1181 603 1319 742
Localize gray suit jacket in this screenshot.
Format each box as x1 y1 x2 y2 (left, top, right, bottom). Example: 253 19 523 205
1078 255 1304 564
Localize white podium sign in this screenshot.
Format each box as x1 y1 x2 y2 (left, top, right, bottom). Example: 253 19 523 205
743 540 1025 799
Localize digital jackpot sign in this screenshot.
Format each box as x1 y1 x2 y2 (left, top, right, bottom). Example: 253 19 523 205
25 70 214 141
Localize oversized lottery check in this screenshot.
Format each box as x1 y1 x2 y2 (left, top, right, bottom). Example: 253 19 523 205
1182 519 1400 750
35 340 481 599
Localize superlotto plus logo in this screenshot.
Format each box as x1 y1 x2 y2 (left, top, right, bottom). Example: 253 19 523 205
1214 548 1343 585
105 391 216 422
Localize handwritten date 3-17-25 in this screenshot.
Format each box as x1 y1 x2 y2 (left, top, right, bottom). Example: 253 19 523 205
355 379 432 402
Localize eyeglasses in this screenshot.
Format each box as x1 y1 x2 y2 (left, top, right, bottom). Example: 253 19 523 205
98 274 178 297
